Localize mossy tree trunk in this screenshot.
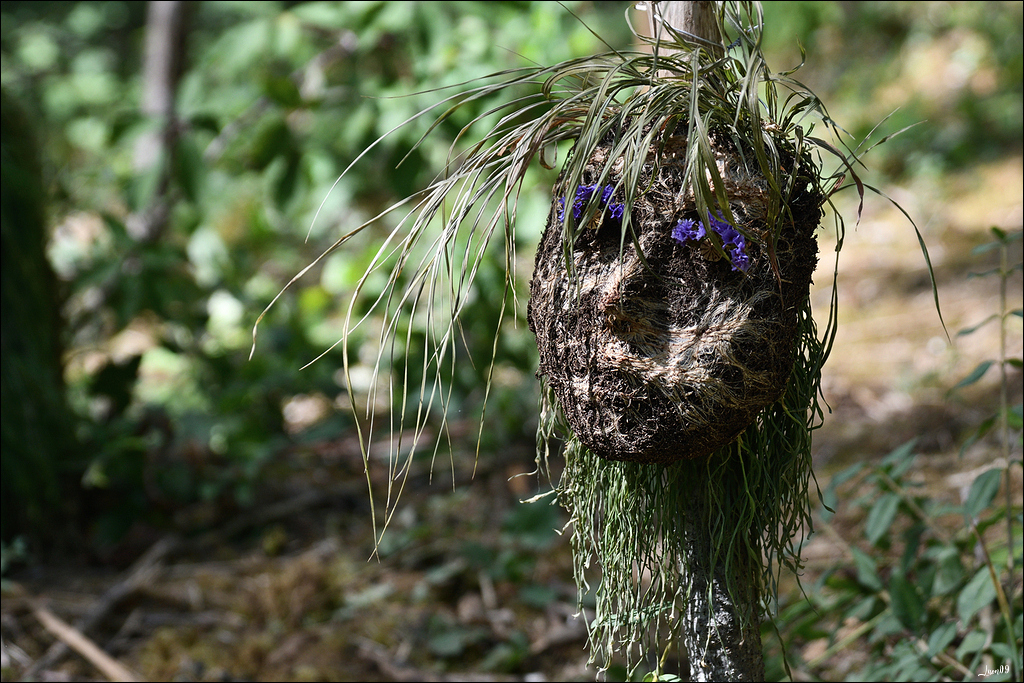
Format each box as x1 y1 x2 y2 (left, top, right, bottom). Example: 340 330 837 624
0 89 79 544
527 1 821 678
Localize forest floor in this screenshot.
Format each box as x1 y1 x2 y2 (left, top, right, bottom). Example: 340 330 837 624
2 156 1021 682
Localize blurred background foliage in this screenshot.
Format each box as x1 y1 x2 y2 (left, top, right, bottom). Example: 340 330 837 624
0 0 637 556
1 2 1021 680
0 0 1020 563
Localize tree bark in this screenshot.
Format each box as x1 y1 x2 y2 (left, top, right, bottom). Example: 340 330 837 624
648 0 722 57
0 89 78 544
129 0 188 242
649 3 766 680
680 472 765 681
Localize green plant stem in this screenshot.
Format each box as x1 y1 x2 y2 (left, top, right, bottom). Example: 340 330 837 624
970 518 1021 677
998 238 1012 577
995 236 1020 681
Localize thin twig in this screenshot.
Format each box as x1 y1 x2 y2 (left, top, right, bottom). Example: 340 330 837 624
19 483 353 679
30 602 141 682
21 535 179 680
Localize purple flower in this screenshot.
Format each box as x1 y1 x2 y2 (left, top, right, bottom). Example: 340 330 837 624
672 218 706 243
729 249 751 272
607 202 625 223
671 210 751 272
707 211 734 237
572 185 596 221
558 184 624 226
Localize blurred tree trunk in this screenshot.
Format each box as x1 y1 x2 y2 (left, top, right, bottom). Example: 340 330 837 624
648 3 766 681
129 0 188 242
0 1 190 546
0 89 78 545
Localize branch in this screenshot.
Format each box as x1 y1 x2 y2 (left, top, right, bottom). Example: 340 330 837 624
30 602 141 682
647 0 723 63
20 535 178 680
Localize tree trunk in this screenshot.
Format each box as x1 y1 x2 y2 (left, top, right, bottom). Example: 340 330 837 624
0 89 78 544
648 0 722 58
129 0 188 242
680 469 765 681
650 3 766 680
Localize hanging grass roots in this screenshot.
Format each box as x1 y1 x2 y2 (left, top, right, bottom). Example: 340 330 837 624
529 126 823 464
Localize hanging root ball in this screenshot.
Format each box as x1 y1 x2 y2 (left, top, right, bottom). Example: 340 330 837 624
528 130 823 464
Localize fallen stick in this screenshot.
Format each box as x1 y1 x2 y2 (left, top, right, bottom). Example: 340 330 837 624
31 602 141 682
20 534 179 680
20 484 353 679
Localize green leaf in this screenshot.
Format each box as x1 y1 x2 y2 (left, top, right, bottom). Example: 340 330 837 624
173 133 205 204
930 546 965 596
270 151 303 209
925 621 958 658
957 566 998 624
889 452 918 480
954 628 989 660
950 361 994 393
1008 404 1023 429
128 148 166 211
888 573 924 631
428 628 469 658
851 546 884 592
957 314 997 336
970 226 1020 254
959 415 997 455
899 523 925 575
990 642 1019 666
247 115 293 170
822 462 863 515
880 439 917 470
964 468 1003 520
986 226 1022 245
865 492 901 546
262 74 303 109
845 594 880 622
967 266 1002 279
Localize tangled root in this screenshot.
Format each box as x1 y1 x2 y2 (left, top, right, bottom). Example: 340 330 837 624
528 131 822 463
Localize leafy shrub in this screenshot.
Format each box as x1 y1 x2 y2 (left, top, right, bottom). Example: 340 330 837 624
774 228 1022 682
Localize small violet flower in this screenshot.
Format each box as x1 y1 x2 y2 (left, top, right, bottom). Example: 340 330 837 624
672 211 751 272
671 218 706 243
558 184 624 226
728 248 751 273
